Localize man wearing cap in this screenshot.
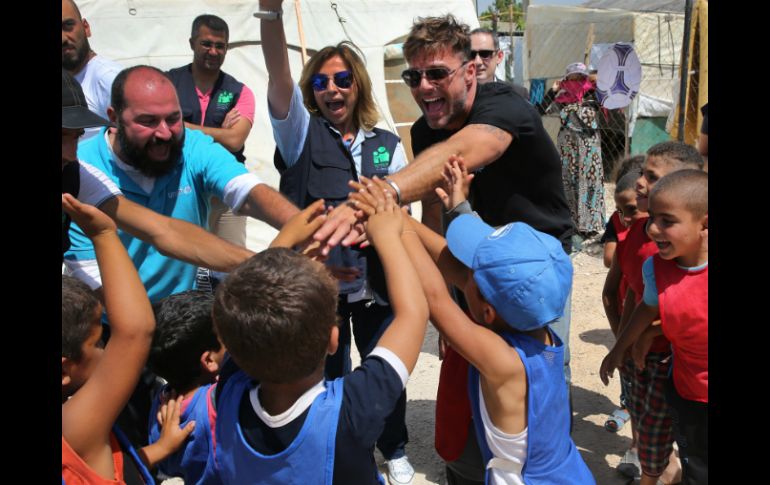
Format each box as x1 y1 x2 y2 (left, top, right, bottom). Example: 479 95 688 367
64 65 300 303
62 0 123 142
469 28 528 99
62 68 254 273
167 14 257 247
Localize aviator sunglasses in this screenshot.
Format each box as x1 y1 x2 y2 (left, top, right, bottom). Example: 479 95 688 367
311 71 354 91
401 61 468 88
470 49 496 60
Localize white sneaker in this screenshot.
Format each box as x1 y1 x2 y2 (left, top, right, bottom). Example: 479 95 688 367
386 456 415 485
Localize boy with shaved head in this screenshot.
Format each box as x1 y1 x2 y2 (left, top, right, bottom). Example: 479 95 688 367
600 142 705 484
601 169 708 484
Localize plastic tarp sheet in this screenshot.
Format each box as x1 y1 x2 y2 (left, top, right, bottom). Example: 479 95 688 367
525 5 683 117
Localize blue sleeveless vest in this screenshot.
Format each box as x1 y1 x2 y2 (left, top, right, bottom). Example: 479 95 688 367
112 425 156 485
274 116 399 299
216 371 345 485
148 384 221 484
468 330 594 484
167 64 246 163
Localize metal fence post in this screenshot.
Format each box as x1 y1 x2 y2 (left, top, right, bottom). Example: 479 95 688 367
677 0 693 141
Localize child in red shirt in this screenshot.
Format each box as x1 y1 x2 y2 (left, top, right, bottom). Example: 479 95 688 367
601 156 646 437
600 141 703 485
601 169 707 484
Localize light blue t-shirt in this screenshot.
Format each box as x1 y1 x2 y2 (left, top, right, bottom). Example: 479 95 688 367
642 256 709 306
65 127 250 302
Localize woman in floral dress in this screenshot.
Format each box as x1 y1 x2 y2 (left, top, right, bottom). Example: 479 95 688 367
552 62 606 240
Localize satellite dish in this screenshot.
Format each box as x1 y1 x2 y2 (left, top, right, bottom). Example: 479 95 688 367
595 42 642 109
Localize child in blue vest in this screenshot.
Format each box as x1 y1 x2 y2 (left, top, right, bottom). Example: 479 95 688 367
600 170 708 484
146 290 227 484
61 195 193 485
210 194 428 484
350 172 595 484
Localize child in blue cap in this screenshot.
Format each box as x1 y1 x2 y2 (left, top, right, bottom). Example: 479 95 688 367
351 167 595 484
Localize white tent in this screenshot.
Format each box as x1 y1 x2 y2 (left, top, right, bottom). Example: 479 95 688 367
77 0 479 249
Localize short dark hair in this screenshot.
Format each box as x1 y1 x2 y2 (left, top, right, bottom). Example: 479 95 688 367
646 141 703 170
110 65 171 118
470 27 500 50
148 290 222 392
612 154 645 184
650 169 708 219
62 275 100 361
615 170 640 195
64 0 83 20
212 249 339 383
404 14 472 63
191 14 229 41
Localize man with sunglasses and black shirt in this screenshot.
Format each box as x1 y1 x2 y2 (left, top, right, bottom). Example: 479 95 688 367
470 28 529 100
314 15 576 485
167 14 257 248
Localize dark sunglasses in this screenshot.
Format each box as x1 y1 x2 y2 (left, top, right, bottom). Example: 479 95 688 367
401 62 467 88
470 49 496 60
311 71 354 91
199 40 227 51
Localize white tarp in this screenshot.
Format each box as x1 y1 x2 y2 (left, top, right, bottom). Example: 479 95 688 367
77 0 478 249
525 5 683 118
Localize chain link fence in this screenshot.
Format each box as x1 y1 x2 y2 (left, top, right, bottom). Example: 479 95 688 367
488 2 706 180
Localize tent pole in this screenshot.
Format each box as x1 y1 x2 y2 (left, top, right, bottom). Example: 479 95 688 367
676 0 693 141
294 0 308 65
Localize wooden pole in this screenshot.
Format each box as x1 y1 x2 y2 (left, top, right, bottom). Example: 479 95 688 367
294 0 308 65
584 23 594 65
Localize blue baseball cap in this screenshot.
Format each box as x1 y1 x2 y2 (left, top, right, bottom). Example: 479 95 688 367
446 215 573 331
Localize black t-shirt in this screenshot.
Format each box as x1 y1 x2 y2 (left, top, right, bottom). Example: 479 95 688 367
600 217 618 244
411 82 574 252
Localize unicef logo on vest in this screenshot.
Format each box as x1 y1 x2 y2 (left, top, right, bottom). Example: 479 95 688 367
372 146 391 169
168 185 193 199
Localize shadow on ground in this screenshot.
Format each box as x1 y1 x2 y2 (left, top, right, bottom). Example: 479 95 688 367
579 327 617 352
572 384 634 484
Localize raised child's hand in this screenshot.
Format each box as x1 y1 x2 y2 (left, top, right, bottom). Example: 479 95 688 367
62 193 117 239
360 176 403 247
434 155 474 211
270 199 327 254
155 396 196 456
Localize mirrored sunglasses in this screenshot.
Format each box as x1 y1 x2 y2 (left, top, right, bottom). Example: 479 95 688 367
311 71 354 91
400 62 467 88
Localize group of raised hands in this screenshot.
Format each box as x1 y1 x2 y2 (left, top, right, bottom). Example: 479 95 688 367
271 154 476 257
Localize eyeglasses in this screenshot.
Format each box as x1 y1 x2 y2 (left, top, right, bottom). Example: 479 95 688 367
401 62 468 88
199 40 227 51
470 49 496 60
311 71 354 91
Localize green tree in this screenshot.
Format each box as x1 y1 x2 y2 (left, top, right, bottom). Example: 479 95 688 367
480 0 525 31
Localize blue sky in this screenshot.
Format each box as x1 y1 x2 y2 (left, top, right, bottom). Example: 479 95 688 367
476 0 585 14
